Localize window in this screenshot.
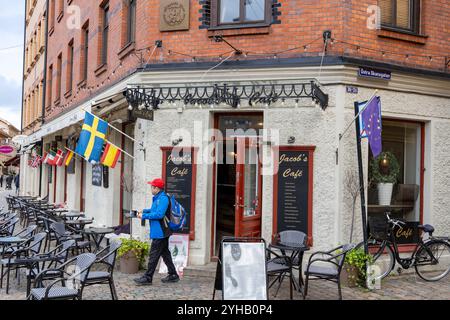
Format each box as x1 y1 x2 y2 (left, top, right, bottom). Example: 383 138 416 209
80 22 89 82
368 120 424 224
47 64 53 106
380 0 420 33
56 53 62 102
67 40 74 92
211 0 272 28
49 0 56 31
101 2 110 65
126 0 136 45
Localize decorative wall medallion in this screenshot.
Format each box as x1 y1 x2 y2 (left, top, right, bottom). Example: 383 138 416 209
160 0 190 31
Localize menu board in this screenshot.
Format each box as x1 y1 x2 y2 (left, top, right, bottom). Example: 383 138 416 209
92 163 103 187
162 147 197 238
273 147 314 238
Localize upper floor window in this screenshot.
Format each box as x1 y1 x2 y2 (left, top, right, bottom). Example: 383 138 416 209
380 0 420 33
101 2 110 65
126 0 136 45
211 0 272 28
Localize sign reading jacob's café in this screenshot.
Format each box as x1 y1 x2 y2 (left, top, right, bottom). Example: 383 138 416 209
273 146 315 244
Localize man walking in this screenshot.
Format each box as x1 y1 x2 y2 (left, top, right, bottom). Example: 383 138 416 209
14 174 19 195
134 178 179 286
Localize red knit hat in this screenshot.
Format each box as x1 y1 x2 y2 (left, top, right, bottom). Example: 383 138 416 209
148 178 165 189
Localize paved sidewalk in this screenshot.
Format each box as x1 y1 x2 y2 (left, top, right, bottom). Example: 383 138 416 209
1 190 448 300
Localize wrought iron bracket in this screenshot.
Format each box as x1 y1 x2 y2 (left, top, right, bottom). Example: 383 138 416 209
125 80 329 111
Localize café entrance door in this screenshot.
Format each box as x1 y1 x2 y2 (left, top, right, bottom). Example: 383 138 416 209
213 114 263 256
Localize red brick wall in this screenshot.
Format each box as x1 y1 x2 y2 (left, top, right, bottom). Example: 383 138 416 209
44 0 449 122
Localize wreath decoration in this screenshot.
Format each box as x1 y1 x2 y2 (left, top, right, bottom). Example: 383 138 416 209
370 151 400 184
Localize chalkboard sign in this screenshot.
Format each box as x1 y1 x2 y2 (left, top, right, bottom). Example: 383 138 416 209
92 163 103 187
162 147 197 240
273 146 315 243
47 165 52 184
103 166 109 188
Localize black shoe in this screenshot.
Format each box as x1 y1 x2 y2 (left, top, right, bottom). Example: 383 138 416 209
161 274 180 283
134 276 152 286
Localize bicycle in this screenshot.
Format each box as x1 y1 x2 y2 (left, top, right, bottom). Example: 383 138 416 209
356 213 450 282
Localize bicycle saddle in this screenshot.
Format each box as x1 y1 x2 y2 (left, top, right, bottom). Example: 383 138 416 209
418 224 434 235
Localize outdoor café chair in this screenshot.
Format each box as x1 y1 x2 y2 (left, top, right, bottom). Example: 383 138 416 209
28 253 97 300
266 247 294 299
25 239 76 296
303 243 355 300
51 222 91 254
0 225 38 256
83 240 121 300
0 232 47 294
0 217 20 237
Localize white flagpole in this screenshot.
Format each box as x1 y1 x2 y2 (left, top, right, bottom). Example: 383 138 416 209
82 107 136 142
339 89 379 141
104 140 135 159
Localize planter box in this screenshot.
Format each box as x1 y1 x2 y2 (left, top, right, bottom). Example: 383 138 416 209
119 251 140 274
341 264 359 288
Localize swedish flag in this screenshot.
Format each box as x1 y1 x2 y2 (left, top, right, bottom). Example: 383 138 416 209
75 112 108 163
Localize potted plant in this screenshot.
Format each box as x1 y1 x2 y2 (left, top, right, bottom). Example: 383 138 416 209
117 238 150 274
370 151 400 206
342 247 374 288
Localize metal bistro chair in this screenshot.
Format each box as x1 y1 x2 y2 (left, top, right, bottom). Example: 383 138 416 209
51 222 91 254
304 243 355 300
0 217 20 237
0 232 47 294
28 253 97 300
83 240 121 300
25 239 76 297
0 225 39 256
266 246 294 299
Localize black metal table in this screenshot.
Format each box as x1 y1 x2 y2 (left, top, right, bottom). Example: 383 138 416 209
64 218 94 232
270 241 309 295
82 227 115 253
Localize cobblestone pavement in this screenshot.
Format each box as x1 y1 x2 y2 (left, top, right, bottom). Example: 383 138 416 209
1 189 449 300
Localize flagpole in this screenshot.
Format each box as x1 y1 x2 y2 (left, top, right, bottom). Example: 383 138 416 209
65 147 89 162
82 107 136 142
339 90 379 141
104 139 135 159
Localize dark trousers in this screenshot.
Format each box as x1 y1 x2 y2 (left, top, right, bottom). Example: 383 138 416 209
144 237 177 280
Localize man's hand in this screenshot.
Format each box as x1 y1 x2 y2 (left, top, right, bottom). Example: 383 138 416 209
137 211 143 219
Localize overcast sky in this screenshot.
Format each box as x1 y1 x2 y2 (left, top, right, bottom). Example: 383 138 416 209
0 1 25 130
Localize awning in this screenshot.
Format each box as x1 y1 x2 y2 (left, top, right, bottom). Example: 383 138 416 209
3 155 20 166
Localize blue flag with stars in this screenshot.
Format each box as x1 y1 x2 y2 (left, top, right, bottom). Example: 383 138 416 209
361 96 382 158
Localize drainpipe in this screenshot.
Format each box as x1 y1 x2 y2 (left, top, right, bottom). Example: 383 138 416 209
39 0 50 196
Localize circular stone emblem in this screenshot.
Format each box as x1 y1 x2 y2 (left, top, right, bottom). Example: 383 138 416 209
163 3 186 26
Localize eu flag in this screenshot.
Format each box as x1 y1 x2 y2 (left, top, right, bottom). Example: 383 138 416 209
361 96 382 158
75 112 108 163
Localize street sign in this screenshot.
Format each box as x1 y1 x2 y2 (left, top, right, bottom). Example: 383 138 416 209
358 67 391 80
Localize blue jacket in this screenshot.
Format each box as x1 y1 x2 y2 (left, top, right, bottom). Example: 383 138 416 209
142 191 171 239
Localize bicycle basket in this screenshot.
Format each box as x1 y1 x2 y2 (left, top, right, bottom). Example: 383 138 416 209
368 215 389 240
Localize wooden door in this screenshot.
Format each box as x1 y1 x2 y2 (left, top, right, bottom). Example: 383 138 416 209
235 138 262 237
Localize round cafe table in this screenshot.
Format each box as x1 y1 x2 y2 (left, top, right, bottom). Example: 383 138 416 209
82 227 115 253
64 218 94 232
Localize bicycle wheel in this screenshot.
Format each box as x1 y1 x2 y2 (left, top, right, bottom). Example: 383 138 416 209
415 240 450 281
356 239 395 280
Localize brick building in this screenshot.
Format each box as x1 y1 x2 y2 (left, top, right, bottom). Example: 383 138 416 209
19 0 48 195
20 1 450 265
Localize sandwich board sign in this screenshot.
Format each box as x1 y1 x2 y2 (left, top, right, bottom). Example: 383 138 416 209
220 240 267 300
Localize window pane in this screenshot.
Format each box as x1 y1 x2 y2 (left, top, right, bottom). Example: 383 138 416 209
380 0 393 25
244 0 265 21
220 0 240 23
396 0 411 29
368 120 422 224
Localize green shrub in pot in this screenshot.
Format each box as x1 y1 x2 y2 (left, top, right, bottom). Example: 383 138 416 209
117 238 150 271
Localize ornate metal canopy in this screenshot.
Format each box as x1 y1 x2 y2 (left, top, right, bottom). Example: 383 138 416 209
124 80 329 111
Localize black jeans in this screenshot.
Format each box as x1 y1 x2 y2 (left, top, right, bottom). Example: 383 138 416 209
144 237 177 281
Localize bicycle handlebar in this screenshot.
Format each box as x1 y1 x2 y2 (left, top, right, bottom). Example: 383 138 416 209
385 213 406 228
